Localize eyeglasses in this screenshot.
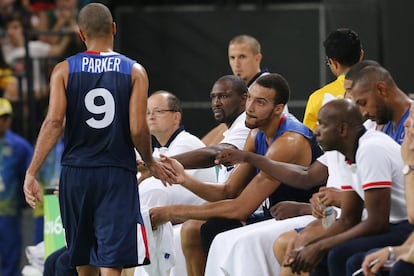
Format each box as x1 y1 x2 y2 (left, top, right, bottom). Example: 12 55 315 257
146 109 177 116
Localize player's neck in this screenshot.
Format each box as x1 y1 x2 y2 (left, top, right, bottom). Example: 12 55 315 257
85 39 114 53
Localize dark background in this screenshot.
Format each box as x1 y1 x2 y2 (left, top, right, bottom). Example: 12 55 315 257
111 0 413 138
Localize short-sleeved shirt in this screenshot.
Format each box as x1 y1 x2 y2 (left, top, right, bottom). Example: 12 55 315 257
303 74 345 131
218 112 250 183
339 129 406 223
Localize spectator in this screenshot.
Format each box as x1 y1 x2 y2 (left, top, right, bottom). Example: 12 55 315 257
2 12 71 98
2 11 72 135
0 97 33 276
33 0 84 57
0 49 18 101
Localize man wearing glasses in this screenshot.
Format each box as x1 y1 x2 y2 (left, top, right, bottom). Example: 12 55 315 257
303 28 364 131
138 90 217 208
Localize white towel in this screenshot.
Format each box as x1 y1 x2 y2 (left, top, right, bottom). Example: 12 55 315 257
135 209 175 276
24 241 45 272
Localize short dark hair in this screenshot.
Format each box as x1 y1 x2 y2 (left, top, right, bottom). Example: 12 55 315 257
255 73 290 105
345 60 381 82
216 75 248 95
349 64 396 91
324 28 362 67
78 3 113 38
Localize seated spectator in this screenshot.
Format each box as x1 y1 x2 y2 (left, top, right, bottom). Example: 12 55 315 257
2 11 72 134
2 12 71 99
32 0 84 57
0 49 18 102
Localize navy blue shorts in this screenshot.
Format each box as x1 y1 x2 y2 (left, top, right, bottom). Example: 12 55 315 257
59 166 150 268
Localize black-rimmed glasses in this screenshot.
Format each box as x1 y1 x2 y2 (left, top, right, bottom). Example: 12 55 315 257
146 109 177 116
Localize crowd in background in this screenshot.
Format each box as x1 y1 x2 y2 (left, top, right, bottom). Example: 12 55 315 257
0 0 86 140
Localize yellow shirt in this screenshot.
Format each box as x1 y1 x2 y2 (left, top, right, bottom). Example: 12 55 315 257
303 74 345 131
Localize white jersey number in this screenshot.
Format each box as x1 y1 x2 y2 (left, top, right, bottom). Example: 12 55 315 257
85 88 115 129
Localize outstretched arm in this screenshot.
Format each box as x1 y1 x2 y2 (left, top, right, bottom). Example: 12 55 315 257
129 63 175 185
216 148 328 190
172 143 237 169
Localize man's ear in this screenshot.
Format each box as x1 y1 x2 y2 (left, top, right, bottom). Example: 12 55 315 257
79 30 86 42
375 81 388 98
112 22 116 36
273 103 285 115
175 112 182 123
339 122 349 137
359 49 365 61
255 53 263 63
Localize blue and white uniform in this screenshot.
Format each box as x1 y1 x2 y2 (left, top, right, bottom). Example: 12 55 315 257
60 51 149 268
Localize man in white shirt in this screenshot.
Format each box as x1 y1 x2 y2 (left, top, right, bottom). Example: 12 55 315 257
138 90 217 208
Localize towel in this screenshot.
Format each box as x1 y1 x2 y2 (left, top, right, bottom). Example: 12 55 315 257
135 209 175 276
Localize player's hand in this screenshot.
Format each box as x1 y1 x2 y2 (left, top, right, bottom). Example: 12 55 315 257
271 201 310 220
361 247 388 276
159 155 187 184
309 193 324 219
23 173 42 208
317 187 342 207
146 158 176 186
149 206 171 230
289 242 326 274
137 160 152 183
215 148 246 167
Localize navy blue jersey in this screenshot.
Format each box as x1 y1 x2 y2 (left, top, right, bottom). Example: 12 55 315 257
254 113 323 209
62 52 137 172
